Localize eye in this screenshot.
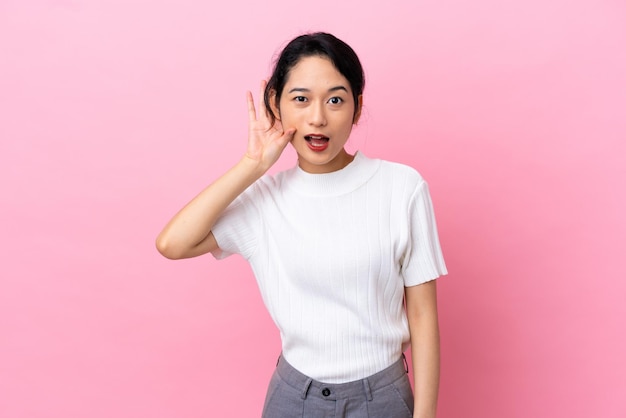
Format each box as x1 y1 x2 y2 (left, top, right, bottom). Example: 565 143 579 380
328 97 343 105
294 96 307 102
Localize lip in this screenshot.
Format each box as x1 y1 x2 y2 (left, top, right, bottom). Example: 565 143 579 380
304 133 330 152
306 141 329 152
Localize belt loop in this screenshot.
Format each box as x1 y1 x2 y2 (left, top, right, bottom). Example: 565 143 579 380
362 378 373 401
402 353 409 374
301 378 313 400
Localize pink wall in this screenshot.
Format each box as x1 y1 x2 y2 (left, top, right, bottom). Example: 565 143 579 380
1 1 625 417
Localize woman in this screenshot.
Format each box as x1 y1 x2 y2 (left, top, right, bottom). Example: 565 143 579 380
156 32 447 418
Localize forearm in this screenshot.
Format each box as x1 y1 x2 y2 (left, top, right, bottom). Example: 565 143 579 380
156 80 295 259
155 156 266 259
410 311 440 418
405 281 440 418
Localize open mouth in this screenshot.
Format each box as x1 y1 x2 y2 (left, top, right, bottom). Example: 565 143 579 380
304 134 329 151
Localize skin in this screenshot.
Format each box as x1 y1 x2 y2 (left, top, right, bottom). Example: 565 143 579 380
156 54 440 418
406 281 440 418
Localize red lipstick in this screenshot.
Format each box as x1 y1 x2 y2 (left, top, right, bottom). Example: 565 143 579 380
304 134 329 152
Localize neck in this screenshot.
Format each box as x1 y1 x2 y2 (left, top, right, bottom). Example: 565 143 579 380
298 149 355 174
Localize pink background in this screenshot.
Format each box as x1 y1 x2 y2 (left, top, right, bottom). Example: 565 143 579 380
1 0 625 417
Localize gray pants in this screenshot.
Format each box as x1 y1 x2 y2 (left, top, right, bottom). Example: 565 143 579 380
262 355 414 418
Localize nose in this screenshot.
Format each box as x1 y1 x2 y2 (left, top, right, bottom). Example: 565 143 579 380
308 103 327 127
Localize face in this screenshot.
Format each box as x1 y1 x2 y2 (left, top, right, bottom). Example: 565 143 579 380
274 55 362 174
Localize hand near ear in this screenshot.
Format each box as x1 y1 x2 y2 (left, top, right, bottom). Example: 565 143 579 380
245 80 296 172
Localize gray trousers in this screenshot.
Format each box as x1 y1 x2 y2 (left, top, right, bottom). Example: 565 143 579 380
262 355 414 418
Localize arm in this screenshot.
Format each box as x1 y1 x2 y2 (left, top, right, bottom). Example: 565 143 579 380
155 81 295 259
405 280 440 418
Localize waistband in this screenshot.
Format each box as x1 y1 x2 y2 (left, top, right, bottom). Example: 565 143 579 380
275 354 409 401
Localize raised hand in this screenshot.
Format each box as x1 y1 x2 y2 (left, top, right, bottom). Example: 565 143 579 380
245 80 296 171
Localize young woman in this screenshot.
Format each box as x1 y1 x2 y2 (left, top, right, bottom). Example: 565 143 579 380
156 32 447 418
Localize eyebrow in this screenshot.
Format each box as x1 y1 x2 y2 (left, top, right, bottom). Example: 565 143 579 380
288 86 349 94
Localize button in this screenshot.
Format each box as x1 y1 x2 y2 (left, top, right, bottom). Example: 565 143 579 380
321 388 331 397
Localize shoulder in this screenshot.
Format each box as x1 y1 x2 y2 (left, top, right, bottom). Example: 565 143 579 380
375 158 427 190
243 166 297 200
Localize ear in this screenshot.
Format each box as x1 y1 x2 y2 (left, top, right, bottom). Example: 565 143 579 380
353 95 363 124
269 89 281 121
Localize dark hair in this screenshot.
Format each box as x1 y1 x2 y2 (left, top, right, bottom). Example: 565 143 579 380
263 32 365 126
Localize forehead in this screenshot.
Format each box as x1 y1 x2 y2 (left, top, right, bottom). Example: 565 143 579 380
285 55 351 91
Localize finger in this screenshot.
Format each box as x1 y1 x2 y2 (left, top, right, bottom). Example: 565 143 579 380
285 128 296 139
281 127 296 143
246 90 257 122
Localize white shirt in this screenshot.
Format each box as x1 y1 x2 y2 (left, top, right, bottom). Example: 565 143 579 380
212 152 447 383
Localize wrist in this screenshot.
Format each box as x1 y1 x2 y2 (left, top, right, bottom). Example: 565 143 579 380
238 154 269 179
413 406 437 418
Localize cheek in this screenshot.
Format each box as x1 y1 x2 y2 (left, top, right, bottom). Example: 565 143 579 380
337 113 356 130
278 107 299 126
